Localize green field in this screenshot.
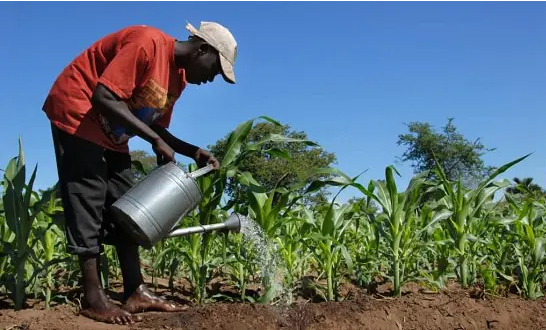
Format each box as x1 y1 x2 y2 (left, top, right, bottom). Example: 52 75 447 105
1 116 544 313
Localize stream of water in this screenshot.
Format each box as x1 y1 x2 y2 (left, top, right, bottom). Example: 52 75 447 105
237 215 290 305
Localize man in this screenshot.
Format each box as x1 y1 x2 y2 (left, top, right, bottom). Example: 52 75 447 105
42 21 237 324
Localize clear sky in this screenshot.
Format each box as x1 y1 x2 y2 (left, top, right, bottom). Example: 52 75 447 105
1 2 545 201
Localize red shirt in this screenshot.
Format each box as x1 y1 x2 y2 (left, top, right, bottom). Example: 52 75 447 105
43 25 187 153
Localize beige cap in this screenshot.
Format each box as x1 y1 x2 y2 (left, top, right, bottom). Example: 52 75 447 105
186 21 238 84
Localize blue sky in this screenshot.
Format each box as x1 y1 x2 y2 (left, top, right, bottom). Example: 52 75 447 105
0 2 545 201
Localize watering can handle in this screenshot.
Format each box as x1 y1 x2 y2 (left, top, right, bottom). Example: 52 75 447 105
189 163 215 179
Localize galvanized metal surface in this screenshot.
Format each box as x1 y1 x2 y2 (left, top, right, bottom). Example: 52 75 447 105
110 162 213 248
166 212 242 238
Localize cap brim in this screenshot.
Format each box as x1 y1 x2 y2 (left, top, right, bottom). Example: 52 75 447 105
219 55 236 84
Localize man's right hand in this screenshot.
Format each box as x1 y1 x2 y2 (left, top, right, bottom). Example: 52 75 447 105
152 138 175 165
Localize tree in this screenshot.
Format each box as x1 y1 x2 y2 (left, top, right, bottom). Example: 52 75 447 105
396 118 495 188
129 150 158 181
208 122 337 202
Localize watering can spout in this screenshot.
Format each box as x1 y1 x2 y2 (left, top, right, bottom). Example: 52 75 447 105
166 213 242 238
223 213 242 233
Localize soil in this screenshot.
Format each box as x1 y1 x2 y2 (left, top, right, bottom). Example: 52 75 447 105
1 281 545 330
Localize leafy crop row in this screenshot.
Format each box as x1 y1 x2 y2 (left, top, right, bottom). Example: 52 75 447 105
0 117 544 311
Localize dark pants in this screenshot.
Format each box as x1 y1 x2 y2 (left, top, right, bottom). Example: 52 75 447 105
51 124 136 256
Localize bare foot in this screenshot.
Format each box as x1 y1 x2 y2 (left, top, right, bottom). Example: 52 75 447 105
121 284 188 314
80 287 142 324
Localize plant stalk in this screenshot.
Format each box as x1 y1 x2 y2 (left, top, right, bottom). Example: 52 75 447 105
327 262 334 301
15 257 26 311
457 234 468 287
393 254 401 296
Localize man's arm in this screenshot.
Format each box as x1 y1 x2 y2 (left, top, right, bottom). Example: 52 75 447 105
151 124 199 158
151 124 220 168
92 84 175 162
92 84 161 145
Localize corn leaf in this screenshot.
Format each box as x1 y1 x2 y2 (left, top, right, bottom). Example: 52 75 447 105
221 119 254 167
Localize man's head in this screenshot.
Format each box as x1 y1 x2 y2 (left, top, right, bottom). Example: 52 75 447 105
176 21 237 85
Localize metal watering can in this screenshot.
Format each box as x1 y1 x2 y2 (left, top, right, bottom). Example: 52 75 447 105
110 162 241 249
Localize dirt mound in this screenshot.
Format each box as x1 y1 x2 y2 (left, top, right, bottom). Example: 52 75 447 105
1 285 545 330
138 291 546 330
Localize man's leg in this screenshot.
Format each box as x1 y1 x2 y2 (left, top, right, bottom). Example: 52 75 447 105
51 125 138 325
101 149 187 314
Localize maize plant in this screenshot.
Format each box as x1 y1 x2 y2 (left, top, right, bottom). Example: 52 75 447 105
147 237 186 294
299 168 372 301
432 154 530 287
175 207 224 304
221 232 254 302
501 195 546 299
305 202 353 301
341 184 386 288
275 205 314 303
236 172 309 301
413 201 455 290
1 139 41 310
30 185 66 309
355 167 449 296
3 116 546 313
1 139 69 310
0 205 16 292
174 116 317 304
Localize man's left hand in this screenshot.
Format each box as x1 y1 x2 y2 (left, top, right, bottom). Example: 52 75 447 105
194 148 220 169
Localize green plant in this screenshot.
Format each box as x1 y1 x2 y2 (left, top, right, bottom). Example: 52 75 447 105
501 196 546 299
305 201 353 301
1 116 544 313
1 139 42 310
30 185 66 309
432 154 530 287
355 167 446 296
1 140 70 310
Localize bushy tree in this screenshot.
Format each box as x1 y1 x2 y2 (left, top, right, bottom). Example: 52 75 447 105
397 118 495 188
208 122 337 202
